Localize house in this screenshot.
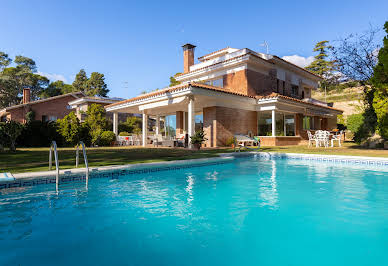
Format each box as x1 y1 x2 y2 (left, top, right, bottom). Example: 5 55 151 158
68 96 132 123
0 89 85 123
105 44 342 147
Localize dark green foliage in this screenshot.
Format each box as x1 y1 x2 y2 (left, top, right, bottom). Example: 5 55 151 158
40 80 75 98
190 130 207 145
118 116 142 134
99 131 116 146
346 113 371 144
17 120 64 147
84 104 108 145
72 69 88 92
306 41 337 90
25 111 35 123
56 112 81 146
86 72 109 97
1 120 23 151
372 21 388 140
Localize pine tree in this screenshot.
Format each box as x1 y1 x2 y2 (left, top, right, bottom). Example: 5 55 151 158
72 69 88 92
306 41 337 91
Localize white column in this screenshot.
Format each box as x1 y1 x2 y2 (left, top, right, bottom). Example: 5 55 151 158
188 97 195 147
155 115 160 135
272 109 276 137
113 112 118 137
142 111 148 147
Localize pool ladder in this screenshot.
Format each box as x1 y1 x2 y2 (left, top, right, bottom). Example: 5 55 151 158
49 141 89 190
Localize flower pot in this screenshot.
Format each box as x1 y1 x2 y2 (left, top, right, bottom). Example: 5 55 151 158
193 143 201 150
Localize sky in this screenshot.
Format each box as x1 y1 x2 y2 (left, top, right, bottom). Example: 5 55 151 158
1 0 387 99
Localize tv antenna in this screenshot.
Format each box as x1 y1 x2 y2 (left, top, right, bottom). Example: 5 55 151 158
260 41 269 54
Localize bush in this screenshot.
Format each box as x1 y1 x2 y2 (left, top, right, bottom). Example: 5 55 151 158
99 131 116 146
346 114 364 134
119 131 130 136
226 137 236 147
1 120 23 151
17 120 64 147
57 112 81 146
346 113 370 144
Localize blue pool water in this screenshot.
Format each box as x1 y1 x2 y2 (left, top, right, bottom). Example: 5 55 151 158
1 156 388 266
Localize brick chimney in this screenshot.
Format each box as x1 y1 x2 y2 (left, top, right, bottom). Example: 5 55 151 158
23 88 31 104
182 43 196 73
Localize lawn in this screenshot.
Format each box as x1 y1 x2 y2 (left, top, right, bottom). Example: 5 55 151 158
0 142 387 174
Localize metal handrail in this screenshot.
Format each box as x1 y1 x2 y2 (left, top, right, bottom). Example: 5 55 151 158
49 141 60 190
76 141 89 186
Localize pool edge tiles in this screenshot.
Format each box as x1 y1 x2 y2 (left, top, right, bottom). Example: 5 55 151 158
0 156 235 190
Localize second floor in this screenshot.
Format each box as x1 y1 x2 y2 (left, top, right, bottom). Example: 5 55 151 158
175 44 322 100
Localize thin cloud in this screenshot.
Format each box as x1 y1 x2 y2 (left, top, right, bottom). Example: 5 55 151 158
281 55 314 68
37 71 67 83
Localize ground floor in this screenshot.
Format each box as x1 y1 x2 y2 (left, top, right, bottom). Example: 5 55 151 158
106 83 342 147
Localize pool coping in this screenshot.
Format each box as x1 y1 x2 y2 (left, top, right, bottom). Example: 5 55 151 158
1 152 387 190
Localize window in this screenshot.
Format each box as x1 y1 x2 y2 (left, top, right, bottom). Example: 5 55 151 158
258 113 273 136
303 116 314 130
205 78 223 88
258 112 296 136
285 115 295 136
291 85 299 96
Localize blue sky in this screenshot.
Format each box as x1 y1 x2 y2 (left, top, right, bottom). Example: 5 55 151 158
1 0 387 98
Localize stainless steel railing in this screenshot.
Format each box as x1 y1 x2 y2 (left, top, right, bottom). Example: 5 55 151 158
49 141 60 191
76 141 89 186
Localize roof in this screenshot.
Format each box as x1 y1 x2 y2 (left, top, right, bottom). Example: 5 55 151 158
68 96 124 106
105 82 342 113
256 93 343 112
105 82 256 108
0 91 85 113
179 47 322 80
197 47 231 61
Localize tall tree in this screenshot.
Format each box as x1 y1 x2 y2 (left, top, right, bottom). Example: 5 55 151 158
306 41 337 90
331 26 381 141
40 80 76 98
72 69 88 92
85 72 109 96
372 21 388 140
84 103 108 145
0 52 12 70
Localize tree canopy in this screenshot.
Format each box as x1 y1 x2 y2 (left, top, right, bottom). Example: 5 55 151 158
73 69 109 97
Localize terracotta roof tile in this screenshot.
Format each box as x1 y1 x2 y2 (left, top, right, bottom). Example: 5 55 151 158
105 82 255 108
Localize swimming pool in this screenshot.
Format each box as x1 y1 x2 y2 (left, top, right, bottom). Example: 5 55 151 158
1 155 387 266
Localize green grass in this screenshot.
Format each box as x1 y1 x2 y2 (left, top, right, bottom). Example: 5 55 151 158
0 143 387 174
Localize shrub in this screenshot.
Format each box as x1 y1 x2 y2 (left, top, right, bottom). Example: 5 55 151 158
346 114 364 134
226 137 236 147
190 130 207 150
346 113 370 144
84 104 108 146
57 112 81 146
118 116 142 134
2 120 23 151
119 131 130 136
17 120 64 147
99 131 116 146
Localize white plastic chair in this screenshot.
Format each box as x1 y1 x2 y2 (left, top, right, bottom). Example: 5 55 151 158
331 130 343 147
316 130 330 148
307 131 318 147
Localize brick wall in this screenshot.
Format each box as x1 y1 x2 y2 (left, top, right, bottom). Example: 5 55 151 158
203 106 257 147
8 94 79 123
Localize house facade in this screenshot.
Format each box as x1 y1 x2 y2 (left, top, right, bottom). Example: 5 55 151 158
0 89 85 123
105 44 342 147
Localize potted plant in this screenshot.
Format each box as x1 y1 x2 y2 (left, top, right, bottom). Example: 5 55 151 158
190 130 207 150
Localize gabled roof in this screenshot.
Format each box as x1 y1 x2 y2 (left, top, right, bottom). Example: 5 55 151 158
0 91 85 112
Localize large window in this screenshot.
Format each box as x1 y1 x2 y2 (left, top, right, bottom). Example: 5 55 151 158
205 78 223 88
291 85 299 96
258 112 295 136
